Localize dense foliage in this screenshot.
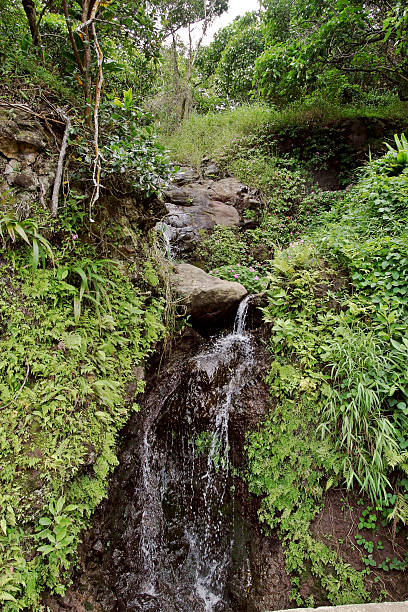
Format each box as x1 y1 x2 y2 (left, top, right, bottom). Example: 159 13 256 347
2 0 408 606
255 0 408 104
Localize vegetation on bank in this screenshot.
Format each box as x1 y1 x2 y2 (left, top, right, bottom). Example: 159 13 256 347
164 107 408 604
0 204 167 606
1 0 408 607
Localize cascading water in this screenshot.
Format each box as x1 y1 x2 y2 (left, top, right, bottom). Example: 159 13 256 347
49 179 293 612
155 221 175 261
81 294 261 612
126 295 256 611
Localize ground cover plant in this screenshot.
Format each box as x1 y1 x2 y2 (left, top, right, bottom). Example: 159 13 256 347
243 138 408 603
0 216 167 607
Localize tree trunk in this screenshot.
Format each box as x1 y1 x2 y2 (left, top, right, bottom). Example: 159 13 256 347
21 0 42 49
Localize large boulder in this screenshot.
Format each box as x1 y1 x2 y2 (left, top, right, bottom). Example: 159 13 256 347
209 177 248 204
173 263 247 321
172 166 200 185
162 184 240 257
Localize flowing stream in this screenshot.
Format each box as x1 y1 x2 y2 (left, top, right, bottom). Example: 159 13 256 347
134 296 255 610
89 295 263 611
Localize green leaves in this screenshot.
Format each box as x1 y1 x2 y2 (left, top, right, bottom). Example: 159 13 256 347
0 214 54 269
385 133 408 168
56 259 116 323
0 243 166 608
97 94 172 198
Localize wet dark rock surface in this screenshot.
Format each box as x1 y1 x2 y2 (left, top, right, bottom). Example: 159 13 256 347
45 310 291 612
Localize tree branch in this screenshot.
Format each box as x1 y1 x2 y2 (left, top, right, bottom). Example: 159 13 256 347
75 0 102 33
37 0 52 27
51 109 71 218
62 0 85 74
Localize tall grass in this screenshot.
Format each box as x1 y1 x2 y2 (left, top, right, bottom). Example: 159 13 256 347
161 98 408 167
319 325 398 503
162 104 275 166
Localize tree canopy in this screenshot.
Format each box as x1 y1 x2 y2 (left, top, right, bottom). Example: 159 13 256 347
255 0 408 103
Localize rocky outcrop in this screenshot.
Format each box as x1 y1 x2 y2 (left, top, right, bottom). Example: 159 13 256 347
173 263 247 321
160 169 262 259
0 106 59 217
173 166 200 185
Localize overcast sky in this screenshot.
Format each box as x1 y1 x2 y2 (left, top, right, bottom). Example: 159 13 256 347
179 0 260 46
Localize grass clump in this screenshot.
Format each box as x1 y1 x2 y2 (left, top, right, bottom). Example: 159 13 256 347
163 104 275 166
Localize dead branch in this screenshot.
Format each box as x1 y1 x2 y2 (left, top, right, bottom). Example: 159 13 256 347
0 102 66 125
51 109 71 218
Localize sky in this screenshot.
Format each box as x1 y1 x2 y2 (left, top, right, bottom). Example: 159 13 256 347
179 0 260 46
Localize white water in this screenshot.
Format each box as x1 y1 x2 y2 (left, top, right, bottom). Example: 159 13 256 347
156 221 174 261
189 296 254 610
133 295 255 610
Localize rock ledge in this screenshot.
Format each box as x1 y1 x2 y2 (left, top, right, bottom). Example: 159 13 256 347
173 263 247 321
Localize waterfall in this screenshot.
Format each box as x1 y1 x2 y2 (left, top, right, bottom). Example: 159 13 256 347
233 294 251 335
121 296 256 611
156 221 174 261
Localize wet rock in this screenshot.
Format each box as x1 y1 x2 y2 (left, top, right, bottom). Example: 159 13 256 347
162 195 239 258
45 319 293 612
173 166 200 185
173 263 247 321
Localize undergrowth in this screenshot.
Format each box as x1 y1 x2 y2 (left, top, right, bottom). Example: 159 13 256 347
163 100 408 168
244 140 408 603
0 226 166 607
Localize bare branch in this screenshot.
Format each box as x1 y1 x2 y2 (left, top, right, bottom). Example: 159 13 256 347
76 0 103 33
51 109 71 218
37 0 52 27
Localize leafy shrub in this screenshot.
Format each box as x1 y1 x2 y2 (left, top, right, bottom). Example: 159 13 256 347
210 263 267 293
0 212 53 269
101 90 172 197
198 226 247 268
75 89 172 199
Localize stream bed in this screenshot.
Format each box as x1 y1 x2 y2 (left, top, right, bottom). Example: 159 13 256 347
48 299 291 612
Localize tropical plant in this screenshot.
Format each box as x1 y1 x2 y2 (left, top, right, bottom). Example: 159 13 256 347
385 133 408 167
0 213 53 268
56 258 116 322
